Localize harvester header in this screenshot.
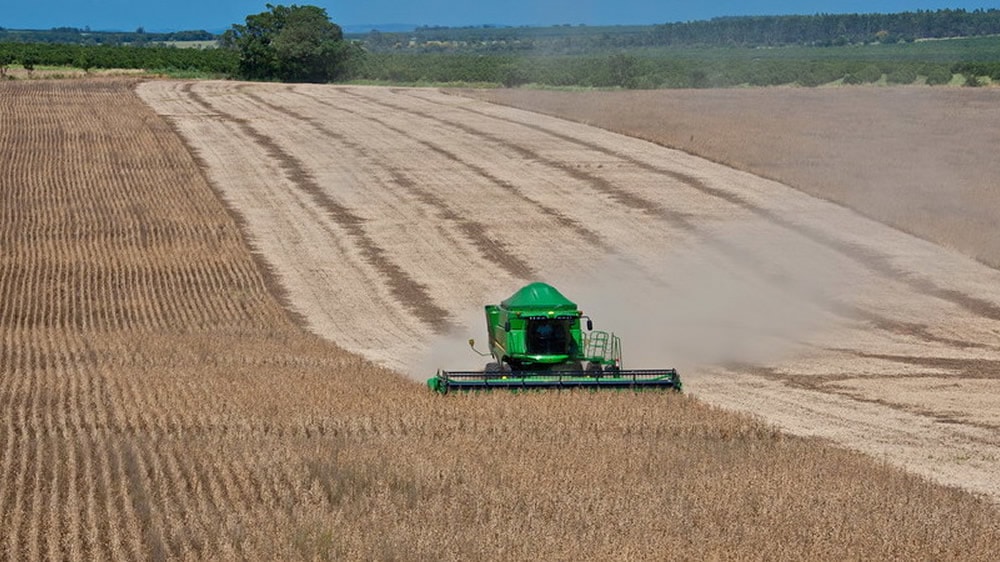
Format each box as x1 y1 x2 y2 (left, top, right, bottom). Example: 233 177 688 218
427 282 681 393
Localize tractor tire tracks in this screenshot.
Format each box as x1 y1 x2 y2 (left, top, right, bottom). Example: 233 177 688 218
413 89 1000 323
180 83 451 332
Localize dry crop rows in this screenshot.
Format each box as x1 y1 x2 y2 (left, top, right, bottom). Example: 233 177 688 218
2 79 999 560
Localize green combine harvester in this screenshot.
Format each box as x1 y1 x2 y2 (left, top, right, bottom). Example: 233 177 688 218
427 282 681 393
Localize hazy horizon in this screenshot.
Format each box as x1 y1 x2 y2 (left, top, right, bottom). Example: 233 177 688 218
3 1 999 33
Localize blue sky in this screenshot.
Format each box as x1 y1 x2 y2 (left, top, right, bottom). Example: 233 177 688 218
3 1 999 32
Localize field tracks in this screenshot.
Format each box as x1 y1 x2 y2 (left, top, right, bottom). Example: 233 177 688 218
182 83 454 332
400 87 1000 328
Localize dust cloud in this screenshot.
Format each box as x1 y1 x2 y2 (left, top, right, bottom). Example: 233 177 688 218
551 222 850 372
410 220 852 379
408 305 498 381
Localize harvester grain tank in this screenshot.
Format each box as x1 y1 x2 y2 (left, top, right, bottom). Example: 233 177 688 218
427 282 681 393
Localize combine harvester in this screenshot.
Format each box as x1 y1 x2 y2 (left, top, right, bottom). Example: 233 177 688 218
428 282 681 393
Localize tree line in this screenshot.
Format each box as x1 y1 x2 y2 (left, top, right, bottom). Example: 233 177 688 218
349 52 997 88
0 42 236 75
3 36 999 88
2 4 999 88
361 9 1000 54
644 9 1000 48
0 27 215 45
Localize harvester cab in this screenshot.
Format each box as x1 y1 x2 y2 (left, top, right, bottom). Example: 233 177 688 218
428 282 681 393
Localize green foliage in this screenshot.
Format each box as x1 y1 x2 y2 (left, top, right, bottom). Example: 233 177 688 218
605 53 641 88
19 53 38 72
3 8 999 90
346 39 1000 90
0 42 238 75
223 4 362 83
0 27 216 45
73 52 93 72
646 9 1000 48
921 64 953 85
0 51 12 77
843 64 883 84
953 61 1000 82
963 73 984 87
886 65 918 84
357 9 1000 54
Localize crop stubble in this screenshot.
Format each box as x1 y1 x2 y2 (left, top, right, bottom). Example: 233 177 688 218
2 79 999 560
467 87 1000 268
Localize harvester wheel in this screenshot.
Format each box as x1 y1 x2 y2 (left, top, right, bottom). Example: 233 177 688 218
585 362 604 376
485 362 512 375
552 361 583 373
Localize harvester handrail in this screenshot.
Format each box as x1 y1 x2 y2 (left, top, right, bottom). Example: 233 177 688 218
583 330 622 365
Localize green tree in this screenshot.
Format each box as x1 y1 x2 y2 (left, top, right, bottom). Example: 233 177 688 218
886 66 918 84
606 53 640 88
0 52 13 78
963 72 983 87
74 52 93 73
223 3 361 82
922 65 953 85
846 64 883 84
20 54 38 75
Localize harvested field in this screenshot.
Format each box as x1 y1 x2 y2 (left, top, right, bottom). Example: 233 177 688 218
2 78 1000 560
464 87 1000 268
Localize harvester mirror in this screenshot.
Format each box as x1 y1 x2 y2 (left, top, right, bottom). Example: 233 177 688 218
504 320 511 332
586 318 593 331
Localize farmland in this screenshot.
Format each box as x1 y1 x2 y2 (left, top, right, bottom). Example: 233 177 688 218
1 78 1000 559
140 79 1000 495
465 87 1000 267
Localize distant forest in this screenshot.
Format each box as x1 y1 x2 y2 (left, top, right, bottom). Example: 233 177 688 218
363 9 1000 53
3 8 1000 51
646 9 1000 47
0 27 215 45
